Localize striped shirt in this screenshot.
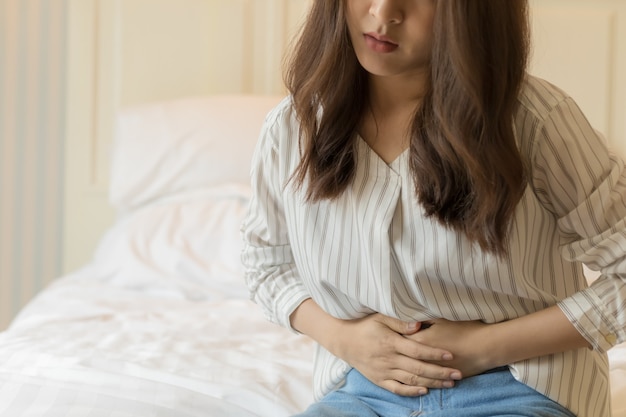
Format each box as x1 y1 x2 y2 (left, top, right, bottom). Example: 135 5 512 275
241 75 626 417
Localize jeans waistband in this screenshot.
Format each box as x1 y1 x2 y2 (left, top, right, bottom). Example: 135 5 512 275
480 366 509 375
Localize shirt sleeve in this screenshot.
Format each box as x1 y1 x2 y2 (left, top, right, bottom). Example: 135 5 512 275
529 96 626 352
240 106 311 332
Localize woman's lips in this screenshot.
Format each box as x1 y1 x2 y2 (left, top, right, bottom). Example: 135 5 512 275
364 33 398 53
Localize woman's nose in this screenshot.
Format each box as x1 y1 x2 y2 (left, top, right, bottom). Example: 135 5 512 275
369 0 403 25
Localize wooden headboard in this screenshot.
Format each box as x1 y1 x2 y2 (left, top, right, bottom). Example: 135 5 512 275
63 0 626 273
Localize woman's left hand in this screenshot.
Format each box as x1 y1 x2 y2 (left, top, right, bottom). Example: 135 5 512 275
405 319 498 378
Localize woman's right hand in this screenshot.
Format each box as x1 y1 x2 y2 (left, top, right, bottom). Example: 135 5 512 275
331 313 462 396
290 299 462 396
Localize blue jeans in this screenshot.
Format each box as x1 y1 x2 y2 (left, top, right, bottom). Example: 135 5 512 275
293 368 576 417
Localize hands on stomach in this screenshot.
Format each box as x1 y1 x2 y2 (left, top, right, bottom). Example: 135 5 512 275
331 314 495 396
290 299 496 397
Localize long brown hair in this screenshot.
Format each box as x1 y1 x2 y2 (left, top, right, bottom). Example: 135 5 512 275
285 0 530 256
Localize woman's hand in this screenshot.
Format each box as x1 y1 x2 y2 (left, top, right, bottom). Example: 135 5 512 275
404 318 495 378
330 313 463 396
290 299 464 396
406 307 592 379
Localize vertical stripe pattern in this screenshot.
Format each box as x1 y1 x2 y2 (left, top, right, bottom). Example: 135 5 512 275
241 75 626 417
0 0 66 330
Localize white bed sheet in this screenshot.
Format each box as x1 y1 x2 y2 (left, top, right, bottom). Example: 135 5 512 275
0 270 314 416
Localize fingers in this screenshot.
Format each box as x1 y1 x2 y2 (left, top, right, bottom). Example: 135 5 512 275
376 314 421 335
380 379 428 397
389 334 462 390
380 368 456 397
374 316 452 361
391 357 461 388
396 334 454 363
350 313 465 397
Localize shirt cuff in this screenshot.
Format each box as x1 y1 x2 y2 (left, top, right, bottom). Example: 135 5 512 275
557 287 622 352
272 283 312 334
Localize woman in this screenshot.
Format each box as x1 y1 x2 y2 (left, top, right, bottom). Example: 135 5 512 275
241 1 626 416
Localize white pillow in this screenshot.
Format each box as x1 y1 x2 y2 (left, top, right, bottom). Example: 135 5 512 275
110 95 284 211
93 184 252 299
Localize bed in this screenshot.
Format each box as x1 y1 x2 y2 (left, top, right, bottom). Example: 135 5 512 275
1 95 626 416
0 96 313 416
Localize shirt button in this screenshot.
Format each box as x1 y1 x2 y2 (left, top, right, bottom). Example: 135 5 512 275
605 333 617 345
